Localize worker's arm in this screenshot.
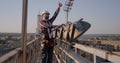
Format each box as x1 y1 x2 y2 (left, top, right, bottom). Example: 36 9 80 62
49 2 62 23
39 21 51 28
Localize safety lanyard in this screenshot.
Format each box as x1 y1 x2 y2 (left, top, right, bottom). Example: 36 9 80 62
47 21 52 39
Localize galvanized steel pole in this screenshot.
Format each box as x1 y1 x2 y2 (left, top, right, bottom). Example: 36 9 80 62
21 0 28 63
66 10 69 23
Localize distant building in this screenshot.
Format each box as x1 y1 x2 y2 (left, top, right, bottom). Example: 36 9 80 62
12 36 21 40
5 35 12 40
1 37 5 41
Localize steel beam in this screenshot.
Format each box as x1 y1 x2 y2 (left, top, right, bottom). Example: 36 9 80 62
74 43 120 63
21 0 28 63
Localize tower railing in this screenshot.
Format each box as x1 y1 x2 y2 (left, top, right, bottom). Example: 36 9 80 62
0 38 41 63
0 38 120 63
54 39 120 63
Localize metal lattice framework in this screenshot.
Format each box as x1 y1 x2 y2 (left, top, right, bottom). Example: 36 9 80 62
64 0 74 22
1 0 120 63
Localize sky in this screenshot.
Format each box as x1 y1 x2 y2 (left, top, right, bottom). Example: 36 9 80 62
0 0 120 34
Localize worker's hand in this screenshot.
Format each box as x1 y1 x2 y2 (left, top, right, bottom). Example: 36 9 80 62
41 34 46 40
58 2 62 8
59 24 65 27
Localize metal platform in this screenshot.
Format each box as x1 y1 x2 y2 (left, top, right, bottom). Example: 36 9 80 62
0 38 120 63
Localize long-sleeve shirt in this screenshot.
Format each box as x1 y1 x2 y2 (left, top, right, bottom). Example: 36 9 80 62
39 8 60 40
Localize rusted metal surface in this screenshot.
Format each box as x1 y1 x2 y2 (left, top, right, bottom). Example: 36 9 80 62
0 38 41 63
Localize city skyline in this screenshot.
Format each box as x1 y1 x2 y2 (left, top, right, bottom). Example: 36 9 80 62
0 0 120 34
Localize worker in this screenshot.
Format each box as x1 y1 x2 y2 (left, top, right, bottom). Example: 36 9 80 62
39 2 62 63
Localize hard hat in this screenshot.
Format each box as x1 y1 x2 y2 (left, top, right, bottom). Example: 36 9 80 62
41 11 50 15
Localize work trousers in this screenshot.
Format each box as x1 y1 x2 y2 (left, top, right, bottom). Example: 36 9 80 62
41 45 54 63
